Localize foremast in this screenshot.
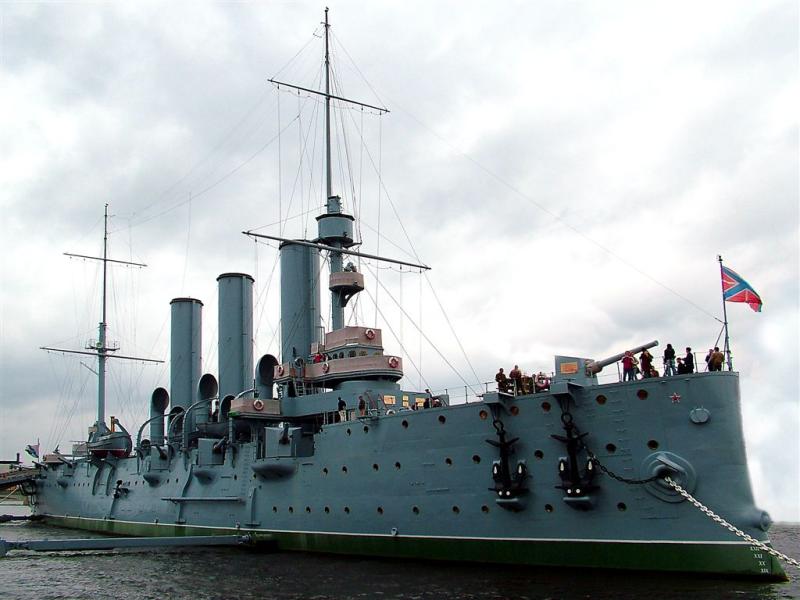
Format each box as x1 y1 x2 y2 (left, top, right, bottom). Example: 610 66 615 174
320 6 355 331
249 8 428 366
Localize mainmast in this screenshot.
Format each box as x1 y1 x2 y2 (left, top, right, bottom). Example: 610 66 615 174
97 203 110 424
41 205 162 433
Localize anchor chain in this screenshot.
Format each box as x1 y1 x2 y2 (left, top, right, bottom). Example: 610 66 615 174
556 400 798 569
665 476 800 569
586 451 662 485
558 406 658 486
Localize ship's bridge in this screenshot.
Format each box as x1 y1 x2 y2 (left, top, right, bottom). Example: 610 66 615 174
274 326 403 386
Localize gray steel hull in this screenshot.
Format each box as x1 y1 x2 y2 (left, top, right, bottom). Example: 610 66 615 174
31 372 786 579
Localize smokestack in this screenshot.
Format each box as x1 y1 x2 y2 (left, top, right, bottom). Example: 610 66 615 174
170 298 203 411
217 273 254 400
149 387 169 446
280 242 320 362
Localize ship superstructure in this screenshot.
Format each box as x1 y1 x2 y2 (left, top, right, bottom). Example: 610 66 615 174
24 10 787 580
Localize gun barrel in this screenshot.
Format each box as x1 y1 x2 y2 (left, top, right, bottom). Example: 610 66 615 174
587 340 659 375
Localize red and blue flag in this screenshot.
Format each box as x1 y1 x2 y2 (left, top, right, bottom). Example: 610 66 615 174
721 266 762 312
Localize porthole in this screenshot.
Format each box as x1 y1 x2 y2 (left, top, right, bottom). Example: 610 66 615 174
438 415 446 424
545 504 554 513
372 463 379 471
637 389 648 400
377 507 384 515
481 505 490 513
510 405 520 416
412 506 420 515
342 466 348 473
445 457 453 466
472 455 481 464
402 420 409 429
394 462 401 469
479 410 488 420
452 506 460 514
617 502 627 511
541 401 551 412
606 443 617 453
596 394 607 405
534 450 544 460
647 439 659 450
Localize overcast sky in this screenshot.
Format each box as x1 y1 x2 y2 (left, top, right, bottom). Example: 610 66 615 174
1 1 797 521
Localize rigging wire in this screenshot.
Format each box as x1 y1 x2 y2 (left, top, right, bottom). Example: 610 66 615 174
389 102 720 322
273 69 324 239
330 31 388 111
251 238 329 356
253 240 282 347
329 48 360 216
359 281 430 391
115 112 300 234
115 88 277 232
295 90 303 238
339 105 483 387
247 206 326 233
363 262 478 396
277 84 283 238
271 31 320 80
358 108 365 244
115 30 319 234
373 114 383 325
419 272 423 389
180 193 192 293
299 36 483 388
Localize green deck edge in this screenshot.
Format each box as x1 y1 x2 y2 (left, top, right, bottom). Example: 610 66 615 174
42 514 788 581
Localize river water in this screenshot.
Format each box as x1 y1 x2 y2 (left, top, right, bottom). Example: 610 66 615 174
1 503 798 599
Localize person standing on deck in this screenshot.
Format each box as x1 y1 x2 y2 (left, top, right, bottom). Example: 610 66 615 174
684 348 695 373
495 368 508 393
663 343 676 376
622 351 636 381
709 347 725 371
509 365 523 395
639 349 653 378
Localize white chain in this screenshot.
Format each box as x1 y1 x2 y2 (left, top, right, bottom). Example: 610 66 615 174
664 476 799 569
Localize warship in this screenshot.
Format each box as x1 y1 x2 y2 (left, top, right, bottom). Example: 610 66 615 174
10 10 790 580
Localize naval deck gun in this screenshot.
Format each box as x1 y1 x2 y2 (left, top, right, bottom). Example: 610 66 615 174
585 340 659 375
552 340 659 386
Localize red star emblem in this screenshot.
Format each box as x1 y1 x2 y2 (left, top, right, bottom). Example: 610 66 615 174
670 393 681 403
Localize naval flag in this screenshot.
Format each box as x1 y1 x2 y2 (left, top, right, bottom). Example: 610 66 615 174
25 443 39 459
721 266 763 312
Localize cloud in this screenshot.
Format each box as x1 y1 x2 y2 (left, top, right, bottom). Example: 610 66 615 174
0 1 797 523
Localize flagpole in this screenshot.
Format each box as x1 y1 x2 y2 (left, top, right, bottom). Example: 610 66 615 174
718 255 733 371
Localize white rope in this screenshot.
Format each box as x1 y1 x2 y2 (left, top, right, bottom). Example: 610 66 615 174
665 477 799 569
